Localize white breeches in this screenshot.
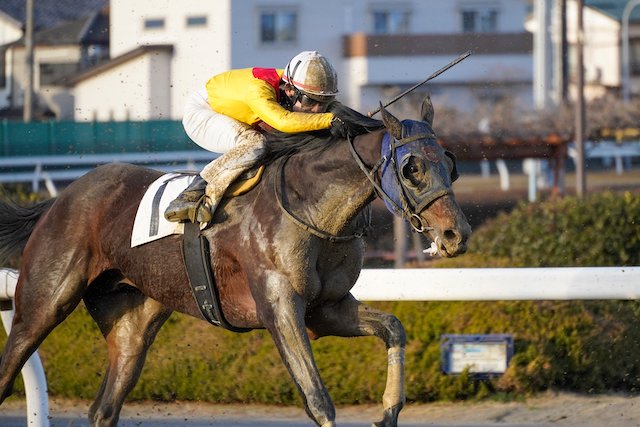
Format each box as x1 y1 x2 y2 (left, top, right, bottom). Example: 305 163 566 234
182 88 267 204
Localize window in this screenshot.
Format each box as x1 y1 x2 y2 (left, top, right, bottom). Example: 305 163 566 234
0 50 5 88
186 16 207 27
81 44 109 69
39 63 79 86
372 9 410 34
144 18 165 30
260 10 297 44
632 38 640 76
460 6 498 33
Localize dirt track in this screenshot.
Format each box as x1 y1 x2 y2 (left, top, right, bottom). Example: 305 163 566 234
3 392 640 426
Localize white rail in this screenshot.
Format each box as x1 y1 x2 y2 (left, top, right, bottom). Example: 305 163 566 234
351 267 640 300
0 269 49 427
0 151 215 196
1 266 640 426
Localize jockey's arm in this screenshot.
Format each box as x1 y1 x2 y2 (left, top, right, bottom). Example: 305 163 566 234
249 83 334 134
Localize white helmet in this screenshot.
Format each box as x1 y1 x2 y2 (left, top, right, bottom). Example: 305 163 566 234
283 51 339 102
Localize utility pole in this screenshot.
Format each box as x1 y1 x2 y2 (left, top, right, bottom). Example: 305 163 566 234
575 0 586 198
23 0 34 122
560 0 569 102
534 0 553 109
622 0 640 103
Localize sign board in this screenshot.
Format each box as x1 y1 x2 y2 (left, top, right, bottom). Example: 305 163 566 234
440 334 513 378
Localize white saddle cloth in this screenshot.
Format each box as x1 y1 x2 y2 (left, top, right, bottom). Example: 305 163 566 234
131 173 196 247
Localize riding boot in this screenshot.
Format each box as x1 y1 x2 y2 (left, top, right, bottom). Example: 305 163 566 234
164 175 213 223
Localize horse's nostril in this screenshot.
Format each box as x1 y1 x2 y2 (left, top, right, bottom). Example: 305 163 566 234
444 229 457 241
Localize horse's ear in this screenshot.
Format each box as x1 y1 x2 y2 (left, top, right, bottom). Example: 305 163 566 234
379 102 403 140
445 150 459 182
421 94 434 127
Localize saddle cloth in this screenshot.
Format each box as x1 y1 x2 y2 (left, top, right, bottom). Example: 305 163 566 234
131 173 193 247
131 166 265 247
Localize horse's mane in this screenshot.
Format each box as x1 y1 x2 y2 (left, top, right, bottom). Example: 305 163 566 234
262 102 384 164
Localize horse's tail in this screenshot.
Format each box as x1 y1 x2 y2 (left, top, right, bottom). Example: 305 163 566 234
0 198 56 265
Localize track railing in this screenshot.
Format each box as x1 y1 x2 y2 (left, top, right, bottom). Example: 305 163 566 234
1 266 639 426
0 269 48 427
0 151 215 196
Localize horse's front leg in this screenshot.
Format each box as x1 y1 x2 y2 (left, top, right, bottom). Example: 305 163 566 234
306 294 406 427
257 278 335 427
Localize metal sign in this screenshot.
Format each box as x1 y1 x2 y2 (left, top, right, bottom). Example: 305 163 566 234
441 334 514 378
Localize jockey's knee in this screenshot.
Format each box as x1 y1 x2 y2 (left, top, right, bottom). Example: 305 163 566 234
237 128 268 156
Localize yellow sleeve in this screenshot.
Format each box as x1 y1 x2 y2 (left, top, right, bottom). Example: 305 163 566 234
247 80 334 133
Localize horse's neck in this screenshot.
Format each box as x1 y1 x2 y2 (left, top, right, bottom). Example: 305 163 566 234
285 131 383 237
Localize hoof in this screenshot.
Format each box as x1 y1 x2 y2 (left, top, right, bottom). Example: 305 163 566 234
372 403 403 427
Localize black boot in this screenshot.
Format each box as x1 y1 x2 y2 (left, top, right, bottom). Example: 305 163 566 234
164 176 212 223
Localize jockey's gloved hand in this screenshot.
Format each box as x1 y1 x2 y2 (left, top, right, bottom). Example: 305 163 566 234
329 116 349 139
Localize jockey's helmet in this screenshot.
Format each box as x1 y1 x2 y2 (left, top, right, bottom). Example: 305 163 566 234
282 51 338 104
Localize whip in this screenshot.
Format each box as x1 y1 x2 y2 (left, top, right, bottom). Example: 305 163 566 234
368 51 472 117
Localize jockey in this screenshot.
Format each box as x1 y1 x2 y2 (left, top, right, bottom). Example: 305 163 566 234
165 50 350 223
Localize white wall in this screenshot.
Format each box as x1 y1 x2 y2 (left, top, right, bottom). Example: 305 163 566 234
0 13 21 46
566 1 620 88
74 49 172 121
110 0 232 119
0 16 29 109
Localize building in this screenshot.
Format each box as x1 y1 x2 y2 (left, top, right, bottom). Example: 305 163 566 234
94 0 534 121
0 0 537 121
0 0 108 118
527 0 640 103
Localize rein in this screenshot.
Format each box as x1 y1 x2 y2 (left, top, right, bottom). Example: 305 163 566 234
274 129 446 242
273 155 369 242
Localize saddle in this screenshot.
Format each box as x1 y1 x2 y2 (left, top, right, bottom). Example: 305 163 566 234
224 165 265 197
131 166 265 331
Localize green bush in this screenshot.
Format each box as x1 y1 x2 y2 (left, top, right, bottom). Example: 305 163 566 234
468 191 640 267
2 191 640 405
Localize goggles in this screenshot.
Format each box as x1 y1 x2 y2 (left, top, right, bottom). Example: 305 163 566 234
294 90 334 110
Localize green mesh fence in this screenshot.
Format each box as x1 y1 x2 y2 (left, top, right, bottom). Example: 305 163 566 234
0 120 193 156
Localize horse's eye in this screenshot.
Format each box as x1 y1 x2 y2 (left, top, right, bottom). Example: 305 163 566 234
401 156 427 187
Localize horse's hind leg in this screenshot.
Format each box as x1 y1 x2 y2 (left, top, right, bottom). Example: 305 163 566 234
306 295 407 427
0 270 86 403
83 285 171 427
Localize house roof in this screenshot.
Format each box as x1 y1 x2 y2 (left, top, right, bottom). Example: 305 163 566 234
7 8 108 47
586 0 640 21
34 11 108 45
63 44 174 86
0 0 106 31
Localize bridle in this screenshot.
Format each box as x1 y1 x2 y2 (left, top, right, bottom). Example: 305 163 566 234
347 131 444 234
275 127 452 242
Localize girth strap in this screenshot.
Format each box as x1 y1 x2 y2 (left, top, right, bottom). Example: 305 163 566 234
181 222 251 333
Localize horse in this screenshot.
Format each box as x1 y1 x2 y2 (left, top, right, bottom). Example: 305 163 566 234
0 98 470 427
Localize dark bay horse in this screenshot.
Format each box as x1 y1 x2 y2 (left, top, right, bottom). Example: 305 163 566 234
0 100 470 427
